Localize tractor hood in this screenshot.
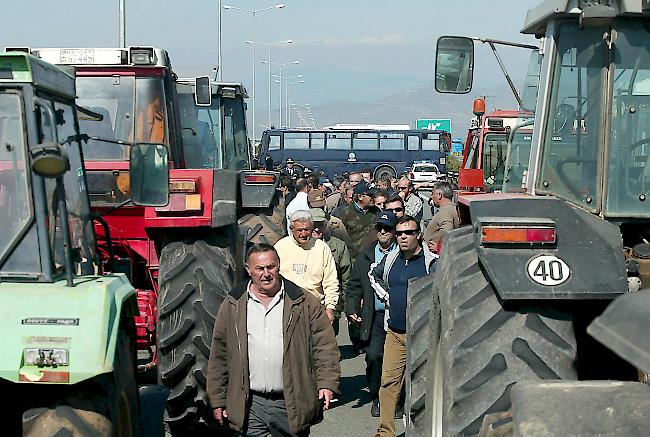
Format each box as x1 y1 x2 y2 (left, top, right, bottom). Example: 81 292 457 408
0 274 137 384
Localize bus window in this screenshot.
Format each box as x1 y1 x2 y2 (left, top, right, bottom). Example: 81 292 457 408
353 132 378 150
311 132 325 149
269 134 281 150
422 133 441 150
407 135 419 150
284 132 310 149
326 132 351 149
379 133 405 150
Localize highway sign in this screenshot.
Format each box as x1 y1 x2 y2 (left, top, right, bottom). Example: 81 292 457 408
416 118 451 132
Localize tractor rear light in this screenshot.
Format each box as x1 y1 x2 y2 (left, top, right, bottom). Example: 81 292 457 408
481 226 556 245
244 174 275 184
24 348 69 367
169 179 197 193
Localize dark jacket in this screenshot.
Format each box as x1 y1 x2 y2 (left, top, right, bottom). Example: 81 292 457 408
335 203 379 261
281 166 303 180
206 278 340 433
344 245 377 341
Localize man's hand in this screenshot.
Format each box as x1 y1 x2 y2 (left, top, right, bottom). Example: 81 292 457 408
427 241 438 253
213 408 228 425
348 313 362 323
326 308 335 324
319 388 335 410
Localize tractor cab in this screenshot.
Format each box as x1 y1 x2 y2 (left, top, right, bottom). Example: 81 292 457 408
0 51 167 282
175 78 250 170
436 2 650 225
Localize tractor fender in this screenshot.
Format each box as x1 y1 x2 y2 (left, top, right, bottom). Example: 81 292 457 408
212 169 239 227
0 274 137 384
467 195 627 300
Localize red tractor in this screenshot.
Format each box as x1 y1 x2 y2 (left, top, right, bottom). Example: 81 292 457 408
19 46 284 433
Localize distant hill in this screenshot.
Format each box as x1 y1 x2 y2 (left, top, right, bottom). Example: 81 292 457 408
255 82 521 139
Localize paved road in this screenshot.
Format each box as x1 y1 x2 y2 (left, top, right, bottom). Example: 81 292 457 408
312 321 405 437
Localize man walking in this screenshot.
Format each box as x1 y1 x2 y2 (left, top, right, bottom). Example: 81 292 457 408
275 211 339 323
424 181 460 253
308 189 349 243
311 208 351 336
345 211 398 417
207 244 340 436
370 216 436 437
335 181 379 262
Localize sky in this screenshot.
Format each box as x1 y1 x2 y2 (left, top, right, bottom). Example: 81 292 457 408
2 0 542 135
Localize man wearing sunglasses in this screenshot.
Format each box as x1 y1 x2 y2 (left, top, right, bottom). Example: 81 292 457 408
396 176 423 222
369 215 437 437
383 195 405 219
345 211 398 418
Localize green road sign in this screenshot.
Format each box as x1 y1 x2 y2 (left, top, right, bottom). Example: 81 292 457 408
416 118 451 132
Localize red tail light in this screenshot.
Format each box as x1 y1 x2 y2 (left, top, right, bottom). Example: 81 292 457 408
481 226 556 245
244 174 275 184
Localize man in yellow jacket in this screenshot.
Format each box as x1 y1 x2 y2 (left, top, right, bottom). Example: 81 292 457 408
275 210 339 323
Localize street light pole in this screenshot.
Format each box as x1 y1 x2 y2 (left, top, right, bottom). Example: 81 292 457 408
286 80 304 127
119 0 126 48
218 0 222 80
223 4 286 140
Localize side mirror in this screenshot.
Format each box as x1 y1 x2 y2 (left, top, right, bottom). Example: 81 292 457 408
195 76 212 106
129 143 170 206
435 36 474 94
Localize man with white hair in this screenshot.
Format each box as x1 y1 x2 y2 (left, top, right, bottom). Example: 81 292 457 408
274 210 339 323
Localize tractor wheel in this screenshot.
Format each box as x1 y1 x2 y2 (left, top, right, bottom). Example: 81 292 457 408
239 208 285 245
405 274 437 436
157 232 238 434
22 326 138 437
419 227 578 436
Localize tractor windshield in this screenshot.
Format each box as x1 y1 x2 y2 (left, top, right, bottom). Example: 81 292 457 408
76 76 168 161
502 129 533 192
0 92 31 264
606 20 650 217
178 89 249 170
537 23 607 211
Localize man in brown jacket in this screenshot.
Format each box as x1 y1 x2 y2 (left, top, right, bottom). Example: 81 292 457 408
207 243 340 436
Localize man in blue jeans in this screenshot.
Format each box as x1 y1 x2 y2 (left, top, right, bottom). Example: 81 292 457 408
345 211 398 417
370 216 437 437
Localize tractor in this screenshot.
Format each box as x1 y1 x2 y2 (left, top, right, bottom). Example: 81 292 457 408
0 51 168 435
405 1 650 436
11 46 283 434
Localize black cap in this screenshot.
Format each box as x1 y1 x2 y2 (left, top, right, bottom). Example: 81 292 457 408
353 181 377 196
375 211 397 228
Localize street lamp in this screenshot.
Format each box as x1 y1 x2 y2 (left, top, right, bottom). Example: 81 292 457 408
286 79 304 127
223 3 286 139
247 39 292 129
273 74 303 127
265 60 299 127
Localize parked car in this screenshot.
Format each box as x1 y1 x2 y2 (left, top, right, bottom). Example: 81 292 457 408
409 160 446 183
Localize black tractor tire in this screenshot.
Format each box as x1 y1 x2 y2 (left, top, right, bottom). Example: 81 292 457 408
157 232 239 434
405 274 437 436
22 326 139 437
421 227 578 436
239 208 285 245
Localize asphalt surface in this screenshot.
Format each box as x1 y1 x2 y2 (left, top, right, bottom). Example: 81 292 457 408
311 321 406 437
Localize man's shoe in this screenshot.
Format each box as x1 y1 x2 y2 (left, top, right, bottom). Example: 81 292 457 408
395 404 404 419
371 399 380 417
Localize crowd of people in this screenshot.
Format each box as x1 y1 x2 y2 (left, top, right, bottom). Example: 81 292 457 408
207 158 460 437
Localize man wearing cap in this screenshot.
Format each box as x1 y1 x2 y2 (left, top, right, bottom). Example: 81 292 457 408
345 211 398 418
281 158 303 180
308 189 349 243
310 208 351 336
335 180 380 263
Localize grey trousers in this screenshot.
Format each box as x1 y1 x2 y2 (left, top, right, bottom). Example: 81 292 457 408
237 393 310 437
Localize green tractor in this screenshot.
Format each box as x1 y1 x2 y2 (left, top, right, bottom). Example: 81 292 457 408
0 52 169 435
406 1 650 436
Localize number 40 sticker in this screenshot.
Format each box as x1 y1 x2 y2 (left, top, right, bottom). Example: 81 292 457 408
527 255 571 286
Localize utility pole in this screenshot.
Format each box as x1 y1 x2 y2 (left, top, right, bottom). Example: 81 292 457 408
119 0 126 48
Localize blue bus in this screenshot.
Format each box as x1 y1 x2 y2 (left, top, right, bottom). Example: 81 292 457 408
257 127 451 180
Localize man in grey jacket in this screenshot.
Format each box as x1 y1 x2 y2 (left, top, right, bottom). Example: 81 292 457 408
207 243 340 436
369 216 436 437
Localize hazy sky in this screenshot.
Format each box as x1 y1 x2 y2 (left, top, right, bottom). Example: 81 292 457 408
2 0 542 128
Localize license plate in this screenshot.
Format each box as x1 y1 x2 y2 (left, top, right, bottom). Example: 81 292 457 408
59 49 95 64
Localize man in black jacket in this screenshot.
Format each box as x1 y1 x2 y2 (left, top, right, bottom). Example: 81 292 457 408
345 211 397 417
